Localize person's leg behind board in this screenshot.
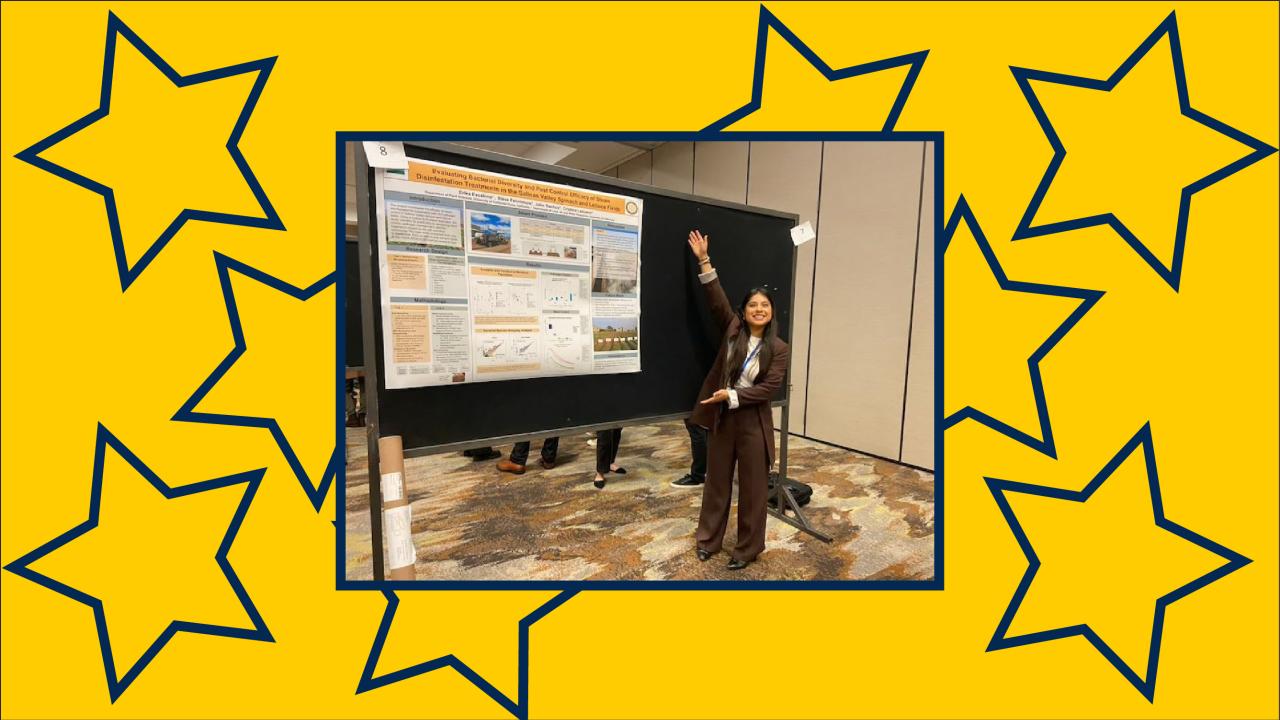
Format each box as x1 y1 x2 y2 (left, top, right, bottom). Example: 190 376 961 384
606 428 624 472
539 437 559 468
592 429 617 488
673 419 707 488
499 441 532 474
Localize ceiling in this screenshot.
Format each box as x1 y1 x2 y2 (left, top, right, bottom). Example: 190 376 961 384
447 141 662 173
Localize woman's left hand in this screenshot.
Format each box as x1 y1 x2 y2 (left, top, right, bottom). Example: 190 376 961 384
700 389 731 405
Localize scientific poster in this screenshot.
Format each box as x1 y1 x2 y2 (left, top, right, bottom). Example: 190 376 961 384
374 158 643 389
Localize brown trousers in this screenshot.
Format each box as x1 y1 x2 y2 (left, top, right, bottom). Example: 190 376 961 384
695 407 769 562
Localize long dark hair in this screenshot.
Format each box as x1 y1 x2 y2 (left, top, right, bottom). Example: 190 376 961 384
721 287 777 388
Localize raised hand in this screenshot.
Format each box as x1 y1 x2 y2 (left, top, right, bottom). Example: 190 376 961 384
687 230 709 261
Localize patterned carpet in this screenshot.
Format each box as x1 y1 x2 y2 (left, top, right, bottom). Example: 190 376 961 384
344 421 934 582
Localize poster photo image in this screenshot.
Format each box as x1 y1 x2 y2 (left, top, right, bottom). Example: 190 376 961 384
592 317 639 352
469 211 513 254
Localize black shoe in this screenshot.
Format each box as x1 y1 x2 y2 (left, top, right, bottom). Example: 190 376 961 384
593 475 606 489
466 447 501 462
608 466 626 474
671 474 704 488
696 549 714 562
727 558 752 571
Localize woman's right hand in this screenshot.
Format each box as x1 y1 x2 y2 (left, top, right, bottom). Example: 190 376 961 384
687 230 709 262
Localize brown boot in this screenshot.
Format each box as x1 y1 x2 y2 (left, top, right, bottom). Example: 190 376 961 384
497 459 526 475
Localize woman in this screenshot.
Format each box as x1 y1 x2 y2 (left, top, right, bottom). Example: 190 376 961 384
685 229 790 570
592 428 626 489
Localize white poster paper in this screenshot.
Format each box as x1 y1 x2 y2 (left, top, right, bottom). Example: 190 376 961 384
383 505 416 569
374 158 643 388
380 471 404 503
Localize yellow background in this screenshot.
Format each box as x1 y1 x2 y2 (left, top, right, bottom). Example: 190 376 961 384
1 2 1276 718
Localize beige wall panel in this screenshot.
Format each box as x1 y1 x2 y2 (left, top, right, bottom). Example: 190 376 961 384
346 143 359 221
652 142 694 193
901 143 935 470
745 142 823 435
806 141 924 459
693 141 748 203
617 152 652 184
601 166 619 178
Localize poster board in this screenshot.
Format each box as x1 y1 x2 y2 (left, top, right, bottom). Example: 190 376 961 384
353 143 797 453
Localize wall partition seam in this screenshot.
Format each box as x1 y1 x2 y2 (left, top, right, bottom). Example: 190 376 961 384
802 141 826 438
691 141 701 192
618 150 652 185
897 141 928 462
652 142 695 194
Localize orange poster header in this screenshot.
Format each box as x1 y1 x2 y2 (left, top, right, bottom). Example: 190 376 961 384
408 162 626 214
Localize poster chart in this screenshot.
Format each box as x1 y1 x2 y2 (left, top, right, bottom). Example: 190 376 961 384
375 158 643 389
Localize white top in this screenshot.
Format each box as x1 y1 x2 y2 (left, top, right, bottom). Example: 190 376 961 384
699 267 761 410
728 336 763 409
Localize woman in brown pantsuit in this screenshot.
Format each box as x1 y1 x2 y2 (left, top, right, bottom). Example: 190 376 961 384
685 230 790 570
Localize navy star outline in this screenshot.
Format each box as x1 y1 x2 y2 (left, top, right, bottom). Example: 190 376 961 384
984 423 1251 701
703 4 928 132
13 11 285 292
1010 11 1278 292
357 590 579 720
941 196 1105 458
174 252 338 512
2 423 272 702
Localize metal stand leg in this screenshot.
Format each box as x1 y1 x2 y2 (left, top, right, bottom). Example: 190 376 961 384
355 152 385 582
767 398 832 543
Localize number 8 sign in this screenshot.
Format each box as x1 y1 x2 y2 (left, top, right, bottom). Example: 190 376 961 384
362 141 407 169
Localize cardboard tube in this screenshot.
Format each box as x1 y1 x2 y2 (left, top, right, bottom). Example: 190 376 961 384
377 435 416 580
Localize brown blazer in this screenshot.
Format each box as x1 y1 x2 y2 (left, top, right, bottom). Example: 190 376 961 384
688 276 790 466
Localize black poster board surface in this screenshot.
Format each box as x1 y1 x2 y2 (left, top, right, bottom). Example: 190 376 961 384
355 144 797 454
